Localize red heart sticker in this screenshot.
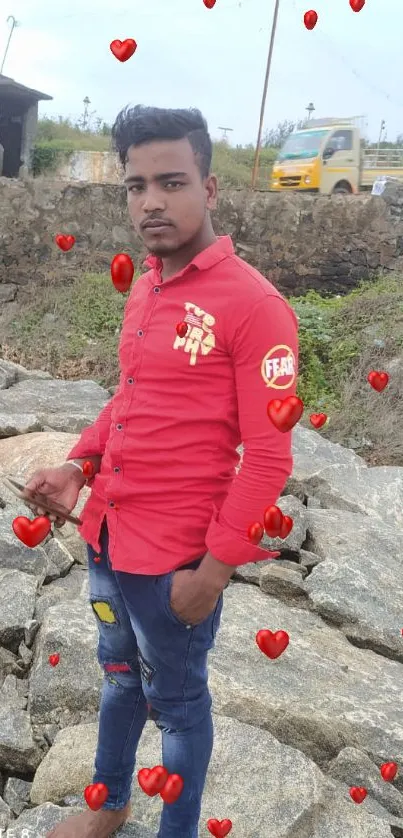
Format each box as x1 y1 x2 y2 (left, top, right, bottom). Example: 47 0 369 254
309 412 327 429
82 460 95 478
263 505 283 538
279 514 293 539
349 786 367 804
176 321 188 338
111 253 134 293
304 9 318 29
138 766 169 797
256 629 289 659
159 773 184 804
367 371 389 392
110 39 137 62
84 782 109 810
267 396 304 433
203 0 216 7
247 522 264 544
380 761 398 782
207 819 233 837
12 516 51 548
55 234 75 252
48 653 60 667
350 0 365 11
93 556 102 564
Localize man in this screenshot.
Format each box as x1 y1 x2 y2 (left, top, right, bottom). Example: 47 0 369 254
24 105 298 838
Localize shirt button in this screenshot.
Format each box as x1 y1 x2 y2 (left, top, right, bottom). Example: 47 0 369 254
109 501 115 508
116 423 123 430
127 377 134 384
154 286 160 293
113 466 120 473
137 330 143 337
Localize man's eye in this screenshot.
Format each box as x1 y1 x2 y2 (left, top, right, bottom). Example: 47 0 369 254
165 181 182 188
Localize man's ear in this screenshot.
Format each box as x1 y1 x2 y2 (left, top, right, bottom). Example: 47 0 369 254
206 173 218 211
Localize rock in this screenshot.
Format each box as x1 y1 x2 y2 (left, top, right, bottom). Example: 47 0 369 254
42 539 75 584
296 462 403 531
208 584 403 773
30 717 396 838
29 601 103 726
0 702 43 773
284 423 367 502
304 508 403 661
3 776 32 816
260 494 308 552
0 379 110 436
0 431 92 563
0 795 13 831
0 359 52 384
0 363 402 837
0 646 24 685
6 803 157 838
299 548 324 570
259 562 308 601
35 566 87 623
0 675 28 710
0 510 49 582
0 569 37 653
327 747 403 816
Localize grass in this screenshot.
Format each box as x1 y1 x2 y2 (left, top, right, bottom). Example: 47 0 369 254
2 270 403 464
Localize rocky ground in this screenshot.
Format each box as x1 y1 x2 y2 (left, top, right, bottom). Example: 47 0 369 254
0 357 402 837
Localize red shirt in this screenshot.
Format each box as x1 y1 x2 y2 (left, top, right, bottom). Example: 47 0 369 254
66 236 299 574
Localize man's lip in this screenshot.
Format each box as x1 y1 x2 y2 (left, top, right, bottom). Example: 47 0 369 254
142 221 173 229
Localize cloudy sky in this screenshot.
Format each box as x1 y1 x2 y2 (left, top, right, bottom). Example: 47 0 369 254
1 0 402 146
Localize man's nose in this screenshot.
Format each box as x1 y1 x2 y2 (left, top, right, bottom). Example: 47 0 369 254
141 190 166 212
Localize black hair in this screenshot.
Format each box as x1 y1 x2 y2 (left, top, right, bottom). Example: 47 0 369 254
111 105 212 179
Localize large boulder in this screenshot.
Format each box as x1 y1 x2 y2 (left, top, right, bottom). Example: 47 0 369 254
0 378 110 436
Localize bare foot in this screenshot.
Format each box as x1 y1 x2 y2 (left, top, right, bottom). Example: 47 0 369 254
46 801 131 838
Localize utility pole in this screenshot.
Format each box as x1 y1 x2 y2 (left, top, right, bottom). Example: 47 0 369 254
1 16 19 75
251 0 281 189
218 126 233 144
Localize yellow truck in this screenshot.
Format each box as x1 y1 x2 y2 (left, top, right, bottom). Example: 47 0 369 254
270 117 403 195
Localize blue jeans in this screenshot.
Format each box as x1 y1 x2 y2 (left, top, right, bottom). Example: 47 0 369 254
87 518 223 838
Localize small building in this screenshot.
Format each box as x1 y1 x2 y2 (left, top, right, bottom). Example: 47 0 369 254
0 74 52 178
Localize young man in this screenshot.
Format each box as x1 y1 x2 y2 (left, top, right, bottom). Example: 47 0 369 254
25 105 298 838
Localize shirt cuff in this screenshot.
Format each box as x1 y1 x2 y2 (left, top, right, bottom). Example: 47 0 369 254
205 503 281 567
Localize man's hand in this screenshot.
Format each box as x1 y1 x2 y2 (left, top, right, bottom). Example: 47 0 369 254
170 569 220 626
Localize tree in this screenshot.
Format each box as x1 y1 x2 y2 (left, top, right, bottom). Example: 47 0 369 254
262 119 305 149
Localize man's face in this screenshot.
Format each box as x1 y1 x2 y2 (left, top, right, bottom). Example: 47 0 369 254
124 138 217 256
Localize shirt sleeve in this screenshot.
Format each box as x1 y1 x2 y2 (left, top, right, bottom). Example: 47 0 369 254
205 293 299 566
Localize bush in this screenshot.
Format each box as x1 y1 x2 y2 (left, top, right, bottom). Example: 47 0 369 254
32 141 76 176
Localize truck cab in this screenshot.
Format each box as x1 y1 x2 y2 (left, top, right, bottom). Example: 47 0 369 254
270 119 361 194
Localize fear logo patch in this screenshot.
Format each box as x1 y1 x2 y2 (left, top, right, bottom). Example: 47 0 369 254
261 344 296 389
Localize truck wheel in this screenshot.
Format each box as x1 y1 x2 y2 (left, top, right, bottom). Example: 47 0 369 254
332 182 352 194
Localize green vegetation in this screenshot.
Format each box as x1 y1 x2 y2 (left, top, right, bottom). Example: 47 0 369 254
3 270 403 463
32 117 278 188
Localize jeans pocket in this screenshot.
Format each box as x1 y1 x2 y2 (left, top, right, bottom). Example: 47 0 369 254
163 571 194 629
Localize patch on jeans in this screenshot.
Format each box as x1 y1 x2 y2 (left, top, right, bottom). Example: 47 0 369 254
91 600 117 624
137 648 156 685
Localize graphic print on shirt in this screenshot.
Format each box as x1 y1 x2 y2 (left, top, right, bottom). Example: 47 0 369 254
173 302 216 366
260 344 296 389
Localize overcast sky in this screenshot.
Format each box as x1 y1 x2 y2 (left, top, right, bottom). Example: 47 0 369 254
1 0 402 147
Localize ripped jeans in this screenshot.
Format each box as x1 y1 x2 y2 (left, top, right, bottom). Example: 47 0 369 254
87 518 223 838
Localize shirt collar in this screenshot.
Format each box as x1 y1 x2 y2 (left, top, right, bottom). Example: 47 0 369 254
142 235 235 277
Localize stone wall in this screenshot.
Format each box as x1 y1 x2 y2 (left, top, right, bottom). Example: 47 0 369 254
1 175 403 307
54 150 123 185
